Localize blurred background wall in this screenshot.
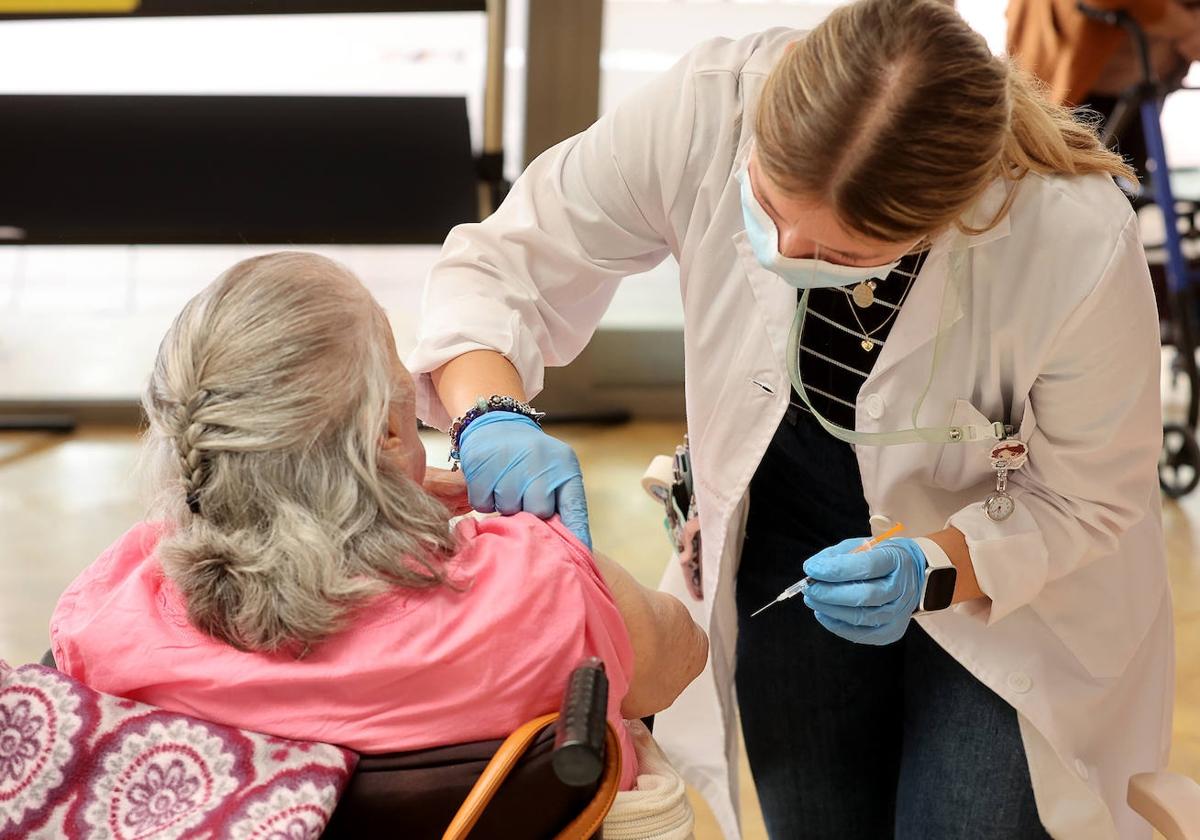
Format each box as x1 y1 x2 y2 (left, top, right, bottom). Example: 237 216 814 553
4 1 1190 428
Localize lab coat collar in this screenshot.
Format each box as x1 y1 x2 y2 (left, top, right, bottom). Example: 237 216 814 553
862 178 1015 388
861 241 963 391
945 178 1014 251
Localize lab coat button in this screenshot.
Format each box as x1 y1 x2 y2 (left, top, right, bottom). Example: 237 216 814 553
1074 759 1089 780
865 393 885 419
1007 671 1033 694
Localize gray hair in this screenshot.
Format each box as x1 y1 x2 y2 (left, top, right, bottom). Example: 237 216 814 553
141 251 456 654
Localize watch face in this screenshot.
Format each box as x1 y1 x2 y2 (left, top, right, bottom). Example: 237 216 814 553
923 566 958 612
984 492 1015 522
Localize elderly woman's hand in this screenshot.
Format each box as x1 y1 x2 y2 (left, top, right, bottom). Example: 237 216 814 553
423 467 473 517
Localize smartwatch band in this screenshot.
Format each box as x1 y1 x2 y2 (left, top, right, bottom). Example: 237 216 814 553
913 536 957 613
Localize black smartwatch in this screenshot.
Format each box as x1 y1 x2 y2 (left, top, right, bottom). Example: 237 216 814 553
913 537 958 613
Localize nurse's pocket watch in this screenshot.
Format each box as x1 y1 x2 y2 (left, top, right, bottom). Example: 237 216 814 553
983 438 1028 522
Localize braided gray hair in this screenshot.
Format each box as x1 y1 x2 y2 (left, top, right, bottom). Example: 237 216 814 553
177 389 210 514
141 252 456 653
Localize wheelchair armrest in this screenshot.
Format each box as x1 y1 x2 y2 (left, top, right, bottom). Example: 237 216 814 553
553 656 609 787
1128 771 1200 840
330 659 614 839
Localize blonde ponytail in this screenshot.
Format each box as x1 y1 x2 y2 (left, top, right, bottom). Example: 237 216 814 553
1002 65 1135 185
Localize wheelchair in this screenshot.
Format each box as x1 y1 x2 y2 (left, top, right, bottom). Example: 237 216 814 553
22 649 622 840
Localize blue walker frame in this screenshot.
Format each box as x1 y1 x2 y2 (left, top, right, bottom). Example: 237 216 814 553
1079 2 1200 497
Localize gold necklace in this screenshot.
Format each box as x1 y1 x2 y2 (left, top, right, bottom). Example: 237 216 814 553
845 274 915 351
851 280 876 308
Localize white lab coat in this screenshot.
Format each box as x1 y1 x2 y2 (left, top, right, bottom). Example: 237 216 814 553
408 29 1174 840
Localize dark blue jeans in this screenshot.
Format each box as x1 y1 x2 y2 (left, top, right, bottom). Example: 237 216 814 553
735 409 1050 839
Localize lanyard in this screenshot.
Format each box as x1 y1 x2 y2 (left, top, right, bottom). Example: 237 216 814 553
785 244 1011 446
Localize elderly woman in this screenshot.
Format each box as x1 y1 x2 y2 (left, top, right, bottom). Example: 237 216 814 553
49 252 708 798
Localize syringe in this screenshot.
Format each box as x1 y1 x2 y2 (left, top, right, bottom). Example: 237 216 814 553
750 522 906 618
750 576 812 617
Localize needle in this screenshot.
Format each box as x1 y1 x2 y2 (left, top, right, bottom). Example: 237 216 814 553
751 577 810 617
750 522 906 618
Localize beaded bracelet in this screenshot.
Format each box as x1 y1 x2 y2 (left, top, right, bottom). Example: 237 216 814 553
448 395 547 466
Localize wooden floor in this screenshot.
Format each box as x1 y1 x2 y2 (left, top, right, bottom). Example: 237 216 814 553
2 420 1197 839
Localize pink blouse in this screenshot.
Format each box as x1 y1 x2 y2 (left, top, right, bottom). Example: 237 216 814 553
51 513 638 789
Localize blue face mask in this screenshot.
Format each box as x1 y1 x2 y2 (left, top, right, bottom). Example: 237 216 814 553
737 165 900 289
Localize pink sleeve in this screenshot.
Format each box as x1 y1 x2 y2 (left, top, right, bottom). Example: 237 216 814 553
539 519 640 789
454 514 640 787
543 518 637 711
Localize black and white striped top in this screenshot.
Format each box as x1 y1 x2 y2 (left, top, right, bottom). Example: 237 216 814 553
792 250 929 429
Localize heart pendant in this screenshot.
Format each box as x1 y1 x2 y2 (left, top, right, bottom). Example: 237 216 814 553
861 339 875 351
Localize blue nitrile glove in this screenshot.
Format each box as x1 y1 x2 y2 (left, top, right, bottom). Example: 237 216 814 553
801 536 927 646
457 411 593 550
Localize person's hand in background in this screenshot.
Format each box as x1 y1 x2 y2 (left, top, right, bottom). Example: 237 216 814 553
1175 7 1200 61
457 412 593 549
1150 1 1200 61
1096 1 1200 93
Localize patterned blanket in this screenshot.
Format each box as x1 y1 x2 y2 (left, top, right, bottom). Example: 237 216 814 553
0 660 357 839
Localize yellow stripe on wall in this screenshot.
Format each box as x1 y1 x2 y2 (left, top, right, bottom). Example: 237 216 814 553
0 1 139 12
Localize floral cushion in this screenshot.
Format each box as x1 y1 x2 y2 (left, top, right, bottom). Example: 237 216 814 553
0 660 357 839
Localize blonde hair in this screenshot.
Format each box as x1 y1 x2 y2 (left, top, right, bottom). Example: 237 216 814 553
755 0 1135 242
141 252 456 654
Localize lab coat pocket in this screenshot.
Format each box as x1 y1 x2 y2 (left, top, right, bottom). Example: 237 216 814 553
930 399 997 491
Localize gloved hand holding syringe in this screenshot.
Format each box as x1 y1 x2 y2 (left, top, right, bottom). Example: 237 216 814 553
751 522 906 617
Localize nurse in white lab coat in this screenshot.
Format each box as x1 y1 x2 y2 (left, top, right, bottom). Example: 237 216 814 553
407 0 1173 837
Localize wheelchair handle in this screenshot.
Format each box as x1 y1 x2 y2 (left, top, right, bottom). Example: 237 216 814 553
552 657 609 787
1077 2 1157 84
